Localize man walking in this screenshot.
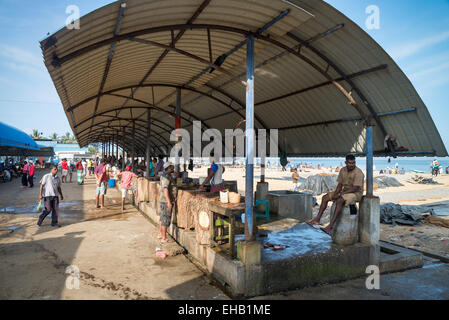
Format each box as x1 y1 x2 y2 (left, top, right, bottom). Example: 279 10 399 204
38 165 64 227
95 158 108 209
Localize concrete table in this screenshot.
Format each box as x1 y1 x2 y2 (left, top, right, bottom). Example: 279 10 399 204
208 200 245 258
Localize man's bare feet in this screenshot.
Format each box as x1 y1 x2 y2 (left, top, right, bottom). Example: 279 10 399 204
321 226 331 235
307 219 320 226
157 234 162 239
160 238 170 243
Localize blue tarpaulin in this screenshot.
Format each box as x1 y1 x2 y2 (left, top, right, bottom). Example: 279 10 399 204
0 121 40 150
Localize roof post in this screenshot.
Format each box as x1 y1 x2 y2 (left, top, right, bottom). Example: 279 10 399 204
131 121 135 172
366 125 374 197
245 34 255 241
175 88 181 173
146 109 151 177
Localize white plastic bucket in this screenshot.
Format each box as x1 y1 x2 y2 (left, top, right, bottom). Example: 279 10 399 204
220 190 229 203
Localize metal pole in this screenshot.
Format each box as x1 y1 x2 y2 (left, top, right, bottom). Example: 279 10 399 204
366 125 374 196
116 132 119 161
175 87 181 173
146 109 151 177
245 35 255 241
131 121 135 171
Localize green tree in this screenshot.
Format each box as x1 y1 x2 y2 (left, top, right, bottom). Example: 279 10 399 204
50 133 59 140
88 145 98 155
30 129 42 139
62 132 72 143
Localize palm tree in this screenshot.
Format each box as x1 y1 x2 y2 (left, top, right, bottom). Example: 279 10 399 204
50 133 59 141
30 129 42 139
88 145 98 155
62 132 71 143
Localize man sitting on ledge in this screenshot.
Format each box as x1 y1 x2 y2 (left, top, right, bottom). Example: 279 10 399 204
307 154 364 235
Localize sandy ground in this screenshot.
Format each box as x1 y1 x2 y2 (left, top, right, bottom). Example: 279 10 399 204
0 170 228 300
189 166 449 256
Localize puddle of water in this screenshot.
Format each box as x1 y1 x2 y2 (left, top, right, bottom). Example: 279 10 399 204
260 223 332 261
422 262 447 269
1 201 82 215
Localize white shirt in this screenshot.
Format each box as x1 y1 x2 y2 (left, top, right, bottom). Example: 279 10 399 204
40 173 61 197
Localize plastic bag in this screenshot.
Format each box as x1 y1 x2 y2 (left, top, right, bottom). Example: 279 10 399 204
36 200 43 213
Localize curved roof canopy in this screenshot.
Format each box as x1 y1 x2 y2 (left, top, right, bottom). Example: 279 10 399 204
40 0 447 157
0 121 40 153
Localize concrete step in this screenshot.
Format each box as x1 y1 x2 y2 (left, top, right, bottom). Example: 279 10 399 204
379 241 423 274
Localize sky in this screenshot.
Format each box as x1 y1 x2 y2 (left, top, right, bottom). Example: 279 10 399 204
0 0 448 149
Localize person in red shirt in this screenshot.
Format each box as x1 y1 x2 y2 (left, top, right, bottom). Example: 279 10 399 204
28 162 35 187
61 159 68 183
95 159 108 209
117 166 138 212
21 160 29 188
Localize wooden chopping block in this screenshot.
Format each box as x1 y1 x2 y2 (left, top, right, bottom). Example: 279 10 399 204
176 189 196 229
194 196 215 245
148 181 157 208
155 182 161 215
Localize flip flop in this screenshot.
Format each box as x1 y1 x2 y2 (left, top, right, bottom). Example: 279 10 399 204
160 238 171 243
320 227 331 235
157 234 162 239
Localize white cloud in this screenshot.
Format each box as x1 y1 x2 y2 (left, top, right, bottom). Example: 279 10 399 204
389 30 449 60
0 44 43 69
409 61 449 80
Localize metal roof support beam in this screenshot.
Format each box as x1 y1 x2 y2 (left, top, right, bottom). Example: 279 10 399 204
175 87 181 172
245 35 255 242
91 131 158 156
366 125 374 197
286 31 387 136
155 9 290 111
199 64 387 123
179 24 344 112
92 126 169 152
256 64 387 106
115 0 211 117
80 125 169 154
127 37 239 80
277 107 416 131
53 24 370 127
76 114 175 138
87 1 127 137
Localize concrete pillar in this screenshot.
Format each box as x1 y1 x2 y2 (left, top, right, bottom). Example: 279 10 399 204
359 196 380 265
237 240 261 265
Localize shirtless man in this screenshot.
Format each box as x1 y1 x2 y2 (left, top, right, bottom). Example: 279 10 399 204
307 154 364 234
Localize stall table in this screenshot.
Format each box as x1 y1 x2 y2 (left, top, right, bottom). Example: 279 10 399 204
208 200 245 258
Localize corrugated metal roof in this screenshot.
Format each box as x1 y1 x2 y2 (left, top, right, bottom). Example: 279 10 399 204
40 0 447 157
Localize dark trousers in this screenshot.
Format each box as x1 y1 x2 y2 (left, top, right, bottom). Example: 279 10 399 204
28 174 34 187
39 196 59 225
21 173 28 186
